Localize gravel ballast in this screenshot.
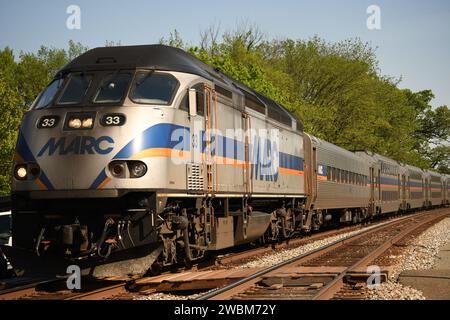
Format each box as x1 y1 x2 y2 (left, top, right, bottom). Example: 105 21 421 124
133 217 407 300
367 217 450 300
132 215 450 300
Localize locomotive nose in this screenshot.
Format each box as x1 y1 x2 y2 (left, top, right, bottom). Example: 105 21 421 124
32 134 116 191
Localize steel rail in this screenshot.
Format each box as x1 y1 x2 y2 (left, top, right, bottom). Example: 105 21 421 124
0 277 65 300
65 282 127 300
196 209 448 300
312 210 449 300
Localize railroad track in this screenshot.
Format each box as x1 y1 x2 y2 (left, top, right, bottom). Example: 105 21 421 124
196 208 450 300
1 208 448 300
0 213 391 300
0 277 131 300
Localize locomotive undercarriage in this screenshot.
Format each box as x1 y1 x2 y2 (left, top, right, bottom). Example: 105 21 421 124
7 191 373 277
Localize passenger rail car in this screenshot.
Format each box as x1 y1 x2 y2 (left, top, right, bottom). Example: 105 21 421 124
306 135 370 225
425 170 445 207
445 175 450 205
3 45 448 277
403 165 427 210
356 152 404 215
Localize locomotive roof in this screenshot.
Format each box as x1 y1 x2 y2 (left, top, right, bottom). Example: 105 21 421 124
59 44 301 128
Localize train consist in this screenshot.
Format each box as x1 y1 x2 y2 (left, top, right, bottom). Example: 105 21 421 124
3 45 449 277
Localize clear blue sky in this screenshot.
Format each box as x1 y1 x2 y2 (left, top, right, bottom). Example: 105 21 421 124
1 0 449 108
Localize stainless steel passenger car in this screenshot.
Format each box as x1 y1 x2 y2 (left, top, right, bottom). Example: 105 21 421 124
355 152 403 214
403 164 427 210
424 170 445 207
445 175 450 205
306 135 370 224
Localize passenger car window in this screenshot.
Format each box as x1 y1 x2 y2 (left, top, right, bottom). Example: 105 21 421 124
58 73 93 105
93 73 131 104
130 72 178 105
33 78 63 109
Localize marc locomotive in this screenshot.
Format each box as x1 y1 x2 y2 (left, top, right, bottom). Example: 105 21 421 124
3 45 449 277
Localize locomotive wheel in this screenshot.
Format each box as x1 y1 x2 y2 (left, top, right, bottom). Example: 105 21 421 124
148 261 162 276
183 258 192 269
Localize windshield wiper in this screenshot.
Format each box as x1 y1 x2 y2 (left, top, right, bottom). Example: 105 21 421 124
136 70 155 86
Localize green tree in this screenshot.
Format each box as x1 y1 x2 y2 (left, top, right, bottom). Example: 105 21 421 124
0 41 88 195
0 72 24 195
162 26 448 173
405 89 450 172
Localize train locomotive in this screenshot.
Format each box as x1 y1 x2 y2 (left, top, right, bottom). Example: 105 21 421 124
3 45 449 277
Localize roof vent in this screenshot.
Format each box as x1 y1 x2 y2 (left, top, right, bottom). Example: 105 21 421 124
96 57 117 64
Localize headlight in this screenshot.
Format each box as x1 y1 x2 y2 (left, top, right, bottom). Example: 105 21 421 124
68 118 82 129
82 118 93 128
29 164 41 177
65 112 96 130
14 165 28 180
108 161 147 179
129 161 147 178
110 162 126 178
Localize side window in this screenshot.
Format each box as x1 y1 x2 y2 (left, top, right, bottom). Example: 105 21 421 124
179 84 204 116
179 92 189 112
194 84 204 116
245 95 266 114
130 72 178 105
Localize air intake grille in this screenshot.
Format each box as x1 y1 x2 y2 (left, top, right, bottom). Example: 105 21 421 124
187 163 204 191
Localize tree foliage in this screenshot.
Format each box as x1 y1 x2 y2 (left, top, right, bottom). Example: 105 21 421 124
162 27 449 175
0 41 88 195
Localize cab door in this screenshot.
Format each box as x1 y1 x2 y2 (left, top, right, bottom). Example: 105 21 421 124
186 84 206 193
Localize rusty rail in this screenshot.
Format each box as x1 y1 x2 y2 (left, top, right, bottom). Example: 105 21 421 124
197 208 449 300
312 211 448 300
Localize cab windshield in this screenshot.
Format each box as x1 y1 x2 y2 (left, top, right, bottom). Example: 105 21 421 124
58 73 93 105
93 72 131 104
129 72 178 105
31 70 179 109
